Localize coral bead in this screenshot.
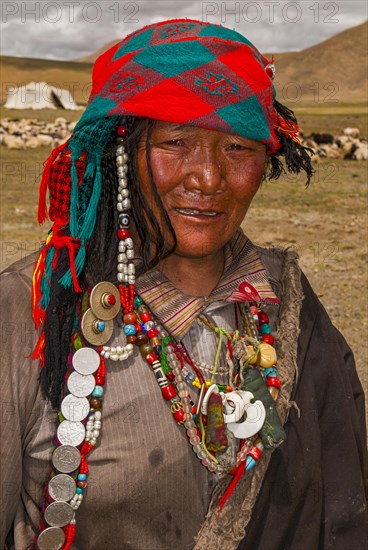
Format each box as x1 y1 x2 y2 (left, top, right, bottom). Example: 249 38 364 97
266 376 281 389
258 311 269 324
117 125 127 136
141 312 151 322
107 294 116 306
161 384 177 401
173 409 185 423
262 334 275 345
248 446 262 461
145 353 159 365
117 229 130 239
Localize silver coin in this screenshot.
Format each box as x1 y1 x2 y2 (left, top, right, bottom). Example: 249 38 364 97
72 347 100 375
61 394 89 422
67 371 95 398
57 420 85 447
52 445 81 473
37 526 65 550
44 501 74 527
48 474 76 502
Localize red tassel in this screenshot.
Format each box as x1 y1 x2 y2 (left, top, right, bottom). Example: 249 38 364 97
32 244 48 329
38 142 70 224
28 328 46 366
216 460 246 514
51 231 82 293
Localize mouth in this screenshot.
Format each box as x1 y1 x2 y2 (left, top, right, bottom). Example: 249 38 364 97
175 208 221 218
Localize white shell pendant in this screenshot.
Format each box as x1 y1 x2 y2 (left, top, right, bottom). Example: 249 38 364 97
224 390 266 439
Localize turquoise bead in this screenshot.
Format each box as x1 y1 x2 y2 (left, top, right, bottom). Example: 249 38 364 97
96 321 105 333
264 367 278 378
92 385 104 397
260 323 271 334
124 323 136 336
134 296 143 307
76 487 83 494
78 474 87 481
245 456 256 471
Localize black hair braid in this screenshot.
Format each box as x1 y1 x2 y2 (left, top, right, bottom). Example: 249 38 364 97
40 246 80 408
267 100 314 186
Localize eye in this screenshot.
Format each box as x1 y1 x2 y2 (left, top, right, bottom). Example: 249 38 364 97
165 139 185 146
227 142 252 151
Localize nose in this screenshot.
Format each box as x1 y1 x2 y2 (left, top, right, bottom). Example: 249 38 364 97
184 146 224 195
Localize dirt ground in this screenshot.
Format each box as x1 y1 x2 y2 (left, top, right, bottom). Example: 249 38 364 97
1 112 367 407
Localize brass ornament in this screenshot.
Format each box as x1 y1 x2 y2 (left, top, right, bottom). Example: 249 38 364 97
90 281 120 321
81 308 114 346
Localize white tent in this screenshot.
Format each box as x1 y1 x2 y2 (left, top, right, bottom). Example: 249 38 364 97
4 81 79 110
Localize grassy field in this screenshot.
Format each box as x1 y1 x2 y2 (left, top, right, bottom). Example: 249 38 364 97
1 106 367 400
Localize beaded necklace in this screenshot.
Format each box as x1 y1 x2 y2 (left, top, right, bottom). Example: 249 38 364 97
34 125 284 549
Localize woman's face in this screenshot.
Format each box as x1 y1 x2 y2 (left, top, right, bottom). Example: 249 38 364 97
137 121 266 260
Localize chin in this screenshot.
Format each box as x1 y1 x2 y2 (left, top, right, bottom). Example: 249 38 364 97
173 239 226 260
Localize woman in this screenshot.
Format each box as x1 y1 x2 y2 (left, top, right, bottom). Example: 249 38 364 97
1 19 366 550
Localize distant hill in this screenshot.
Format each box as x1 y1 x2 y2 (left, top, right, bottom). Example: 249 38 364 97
0 57 92 104
1 22 367 104
269 21 367 102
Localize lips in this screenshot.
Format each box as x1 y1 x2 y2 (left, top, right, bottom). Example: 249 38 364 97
175 207 221 217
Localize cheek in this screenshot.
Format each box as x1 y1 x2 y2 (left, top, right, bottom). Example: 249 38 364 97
229 157 265 204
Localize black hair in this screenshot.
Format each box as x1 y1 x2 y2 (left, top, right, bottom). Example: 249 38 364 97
266 100 314 185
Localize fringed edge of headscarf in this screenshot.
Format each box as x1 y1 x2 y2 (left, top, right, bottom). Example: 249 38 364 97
193 248 304 550
270 100 314 186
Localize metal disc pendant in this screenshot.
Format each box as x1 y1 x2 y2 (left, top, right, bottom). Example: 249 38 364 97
57 420 85 447
44 501 74 527
67 371 95 398
72 347 100 375
61 394 90 422
90 281 121 320
81 308 114 346
52 445 81 473
37 526 65 550
48 474 76 502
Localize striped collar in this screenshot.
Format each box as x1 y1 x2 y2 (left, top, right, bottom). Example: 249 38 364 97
135 229 280 340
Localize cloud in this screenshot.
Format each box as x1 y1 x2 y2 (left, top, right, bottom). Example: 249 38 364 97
1 0 367 59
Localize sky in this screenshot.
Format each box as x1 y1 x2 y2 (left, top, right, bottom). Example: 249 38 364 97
1 0 367 60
